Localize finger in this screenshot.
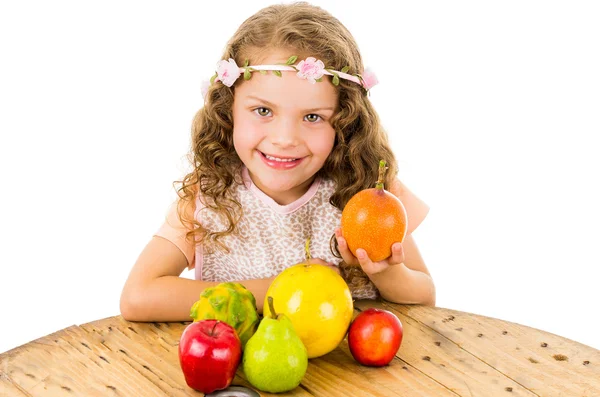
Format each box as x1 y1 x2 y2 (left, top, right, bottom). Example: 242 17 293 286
335 228 360 266
355 248 388 275
390 243 405 265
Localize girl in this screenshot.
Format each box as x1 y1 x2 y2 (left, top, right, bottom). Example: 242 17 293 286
120 2 435 321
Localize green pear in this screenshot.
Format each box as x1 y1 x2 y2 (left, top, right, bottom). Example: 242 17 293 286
242 296 308 393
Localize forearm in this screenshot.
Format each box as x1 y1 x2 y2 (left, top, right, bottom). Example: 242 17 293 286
368 263 436 306
120 275 274 322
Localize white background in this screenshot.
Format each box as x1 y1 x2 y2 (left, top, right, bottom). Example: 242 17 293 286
1 1 599 354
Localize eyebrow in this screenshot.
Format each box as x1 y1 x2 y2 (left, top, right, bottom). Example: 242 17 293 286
245 95 336 112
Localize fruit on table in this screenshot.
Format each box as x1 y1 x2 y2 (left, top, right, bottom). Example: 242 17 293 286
178 320 242 393
264 241 353 358
341 160 407 262
243 296 308 393
347 308 403 366
190 282 259 348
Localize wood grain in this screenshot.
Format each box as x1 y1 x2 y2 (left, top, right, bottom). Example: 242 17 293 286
355 300 538 396
374 301 599 397
1 301 599 396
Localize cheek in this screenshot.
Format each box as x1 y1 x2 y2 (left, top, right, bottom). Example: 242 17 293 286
310 129 336 156
233 126 256 154
233 111 262 152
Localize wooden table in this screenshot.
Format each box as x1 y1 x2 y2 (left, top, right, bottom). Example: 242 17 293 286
1 300 599 396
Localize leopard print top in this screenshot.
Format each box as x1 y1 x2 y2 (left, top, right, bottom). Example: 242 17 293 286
193 167 378 299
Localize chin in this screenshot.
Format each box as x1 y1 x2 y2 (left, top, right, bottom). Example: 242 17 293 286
260 177 301 193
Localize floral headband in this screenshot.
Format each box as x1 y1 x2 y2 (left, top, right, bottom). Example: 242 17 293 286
204 56 378 96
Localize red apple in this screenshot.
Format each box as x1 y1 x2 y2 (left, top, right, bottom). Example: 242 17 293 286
347 308 403 366
178 320 242 393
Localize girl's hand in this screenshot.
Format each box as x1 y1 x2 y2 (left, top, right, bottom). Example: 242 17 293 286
334 228 405 275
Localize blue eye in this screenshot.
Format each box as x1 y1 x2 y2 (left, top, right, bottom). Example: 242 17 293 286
305 114 321 122
254 107 271 117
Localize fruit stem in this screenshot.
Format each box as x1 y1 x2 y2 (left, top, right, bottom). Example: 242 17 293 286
211 320 219 335
305 238 312 261
376 159 387 190
267 296 278 319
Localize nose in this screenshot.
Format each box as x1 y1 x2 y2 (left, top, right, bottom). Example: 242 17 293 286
269 118 301 149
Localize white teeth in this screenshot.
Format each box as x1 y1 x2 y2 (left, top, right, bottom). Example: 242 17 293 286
264 154 298 162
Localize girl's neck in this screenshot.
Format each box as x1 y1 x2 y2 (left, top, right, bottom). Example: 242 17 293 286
242 166 320 206
270 177 315 205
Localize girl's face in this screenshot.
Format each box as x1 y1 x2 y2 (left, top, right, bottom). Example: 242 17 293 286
232 52 338 205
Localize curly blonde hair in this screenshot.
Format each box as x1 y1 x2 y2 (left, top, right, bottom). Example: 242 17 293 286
175 2 398 253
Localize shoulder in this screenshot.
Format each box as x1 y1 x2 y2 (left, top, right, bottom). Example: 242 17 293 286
153 197 198 269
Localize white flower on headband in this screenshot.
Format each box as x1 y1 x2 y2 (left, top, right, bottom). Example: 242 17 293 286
215 58 241 87
296 57 325 84
361 68 379 90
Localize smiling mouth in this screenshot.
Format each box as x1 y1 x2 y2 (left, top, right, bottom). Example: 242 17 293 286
259 151 301 162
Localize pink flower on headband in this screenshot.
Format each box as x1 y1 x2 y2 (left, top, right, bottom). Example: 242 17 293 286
215 58 241 87
362 68 379 90
296 57 325 84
